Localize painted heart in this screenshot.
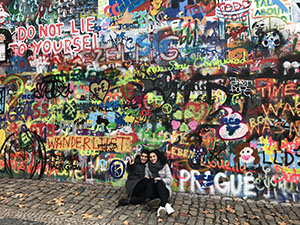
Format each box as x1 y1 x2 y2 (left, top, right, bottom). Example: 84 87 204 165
188 121 198 130
173 110 182 120
179 123 189 132
185 102 209 123
171 120 181 130
90 79 110 100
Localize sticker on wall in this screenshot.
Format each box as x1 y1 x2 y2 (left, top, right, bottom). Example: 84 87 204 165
89 79 110 101
109 159 125 179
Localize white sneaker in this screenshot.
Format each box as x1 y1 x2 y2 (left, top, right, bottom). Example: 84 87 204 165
157 206 167 217
165 203 175 215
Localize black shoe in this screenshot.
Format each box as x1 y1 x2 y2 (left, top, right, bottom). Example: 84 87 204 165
144 197 151 204
116 198 130 207
144 198 161 210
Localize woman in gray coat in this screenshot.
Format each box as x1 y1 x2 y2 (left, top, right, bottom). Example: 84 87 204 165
145 150 175 217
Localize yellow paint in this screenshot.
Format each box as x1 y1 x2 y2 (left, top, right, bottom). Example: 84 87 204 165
47 135 132 153
150 0 164 16
0 129 5 147
166 146 191 158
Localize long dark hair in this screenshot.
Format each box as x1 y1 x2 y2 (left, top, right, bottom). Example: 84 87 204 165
150 149 168 165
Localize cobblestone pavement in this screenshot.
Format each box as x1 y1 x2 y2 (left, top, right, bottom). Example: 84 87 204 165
0 178 298 225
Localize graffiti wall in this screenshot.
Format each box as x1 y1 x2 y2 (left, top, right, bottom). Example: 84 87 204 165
1 0 300 202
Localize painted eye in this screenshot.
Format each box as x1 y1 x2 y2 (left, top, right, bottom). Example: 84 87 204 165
247 150 250 153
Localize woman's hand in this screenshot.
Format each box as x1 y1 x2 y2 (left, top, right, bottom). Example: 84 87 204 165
145 176 150 179
154 177 161 181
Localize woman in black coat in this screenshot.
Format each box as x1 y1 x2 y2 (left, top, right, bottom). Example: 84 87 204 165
117 149 160 208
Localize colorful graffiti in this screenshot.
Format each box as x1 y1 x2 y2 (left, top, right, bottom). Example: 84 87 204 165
0 0 300 202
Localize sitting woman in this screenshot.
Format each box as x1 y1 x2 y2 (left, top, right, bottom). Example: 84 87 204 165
117 149 160 209
145 150 175 217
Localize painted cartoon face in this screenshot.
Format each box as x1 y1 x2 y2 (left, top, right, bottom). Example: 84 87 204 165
252 21 266 36
239 147 255 163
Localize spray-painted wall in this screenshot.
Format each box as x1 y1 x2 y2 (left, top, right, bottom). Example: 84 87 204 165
1 0 300 202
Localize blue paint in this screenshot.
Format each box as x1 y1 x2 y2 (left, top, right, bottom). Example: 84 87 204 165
0 87 5 114
195 174 214 187
109 0 147 14
272 0 288 13
136 34 151 56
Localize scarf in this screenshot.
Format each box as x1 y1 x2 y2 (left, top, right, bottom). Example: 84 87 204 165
148 161 164 178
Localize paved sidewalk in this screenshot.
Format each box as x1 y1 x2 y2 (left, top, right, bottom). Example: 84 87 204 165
0 177 298 225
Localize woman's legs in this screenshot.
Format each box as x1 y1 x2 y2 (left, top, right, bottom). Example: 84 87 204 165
153 180 169 206
130 178 154 204
152 180 174 216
